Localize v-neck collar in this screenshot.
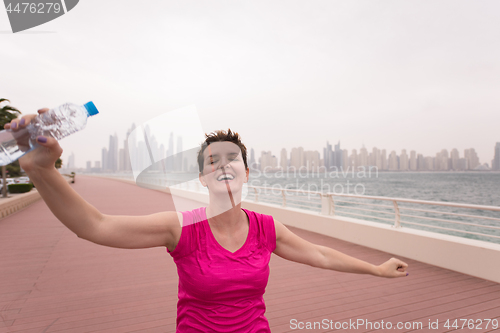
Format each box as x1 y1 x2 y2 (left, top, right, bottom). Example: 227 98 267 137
203 207 252 255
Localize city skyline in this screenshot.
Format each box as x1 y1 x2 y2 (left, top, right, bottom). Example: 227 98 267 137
61 124 499 173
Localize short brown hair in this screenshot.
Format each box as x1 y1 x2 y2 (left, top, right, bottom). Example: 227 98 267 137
197 129 248 173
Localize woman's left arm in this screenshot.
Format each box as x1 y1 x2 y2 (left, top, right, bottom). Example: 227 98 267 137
273 220 408 278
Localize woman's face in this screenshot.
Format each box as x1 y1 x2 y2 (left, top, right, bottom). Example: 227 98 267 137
199 141 249 197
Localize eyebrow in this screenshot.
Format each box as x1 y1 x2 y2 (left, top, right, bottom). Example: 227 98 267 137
205 152 239 160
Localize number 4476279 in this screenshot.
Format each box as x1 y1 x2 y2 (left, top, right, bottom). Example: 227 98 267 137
444 319 498 330
5 2 62 14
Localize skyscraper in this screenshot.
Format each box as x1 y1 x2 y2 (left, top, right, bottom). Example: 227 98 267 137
359 146 368 168
350 149 358 170
101 147 108 171
492 142 500 171
333 141 343 169
260 151 273 171
399 150 409 171
323 142 333 170
107 133 119 172
381 149 387 170
409 150 417 171
388 151 398 171
464 148 480 170
280 148 287 170
450 149 460 171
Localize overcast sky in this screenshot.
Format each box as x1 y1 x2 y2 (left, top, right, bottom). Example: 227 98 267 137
2 0 499 168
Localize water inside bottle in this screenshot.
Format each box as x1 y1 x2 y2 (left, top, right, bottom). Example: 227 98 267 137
0 128 37 166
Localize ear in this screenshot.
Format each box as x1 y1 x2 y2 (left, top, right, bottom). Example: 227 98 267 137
244 168 250 183
199 172 208 187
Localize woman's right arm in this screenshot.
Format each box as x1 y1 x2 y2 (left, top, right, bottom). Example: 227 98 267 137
6 109 182 250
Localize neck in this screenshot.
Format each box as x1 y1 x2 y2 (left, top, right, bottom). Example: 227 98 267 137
206 202 244 230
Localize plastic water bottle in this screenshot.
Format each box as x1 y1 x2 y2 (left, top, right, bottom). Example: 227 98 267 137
0 101 99 166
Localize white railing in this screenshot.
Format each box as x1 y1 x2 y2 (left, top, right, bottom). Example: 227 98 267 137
250 185 500 243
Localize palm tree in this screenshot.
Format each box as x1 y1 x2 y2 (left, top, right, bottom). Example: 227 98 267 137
0 98 21 126
0 98 22 198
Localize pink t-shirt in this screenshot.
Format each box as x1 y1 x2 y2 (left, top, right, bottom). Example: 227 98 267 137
167 207 276 332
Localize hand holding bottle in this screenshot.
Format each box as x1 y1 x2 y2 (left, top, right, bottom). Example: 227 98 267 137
1 101 98 172
5 108 63 174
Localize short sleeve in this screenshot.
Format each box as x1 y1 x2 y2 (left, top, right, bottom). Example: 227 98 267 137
262 213 277 252
244 209 276 253
167 209 198 259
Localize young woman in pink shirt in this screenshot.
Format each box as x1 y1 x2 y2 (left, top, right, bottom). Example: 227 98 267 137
7 110 408 332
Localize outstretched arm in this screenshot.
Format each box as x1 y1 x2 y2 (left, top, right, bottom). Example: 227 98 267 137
6 109 182 250
273 220 408 278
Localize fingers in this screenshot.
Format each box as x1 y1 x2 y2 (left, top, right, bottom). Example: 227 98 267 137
5 108 47 130
36 134 57 146
35 135 63 155
380 258 408 278
392 258 409 277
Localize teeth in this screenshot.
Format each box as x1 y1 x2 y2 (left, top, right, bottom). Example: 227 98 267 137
217 174 234 181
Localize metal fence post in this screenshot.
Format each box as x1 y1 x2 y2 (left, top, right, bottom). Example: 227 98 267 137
321 194 332 215
393 200 401 228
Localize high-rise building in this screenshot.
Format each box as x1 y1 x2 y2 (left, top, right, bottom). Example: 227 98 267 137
388 151 398 171
342 149 349 171
492 142 500 171
458 158 468 171
381 149 387 170
359 146 368 167
464 148 480 170
101 148 108 171
417 154 425 171
323 142 333 170
409 150 417 171
349 149 358 170
107 133 119 172
260 151 273 171
280 148 287 170
371 147 382 169
333 141 343 169
323 141 342 170
304 150 320 171
435 149 449 171
450 149 460 171
400 149 409 171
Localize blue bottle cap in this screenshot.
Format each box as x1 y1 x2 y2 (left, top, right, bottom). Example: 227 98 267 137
84 101 99 116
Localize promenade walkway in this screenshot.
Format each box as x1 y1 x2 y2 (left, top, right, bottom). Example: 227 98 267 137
1 176 499 332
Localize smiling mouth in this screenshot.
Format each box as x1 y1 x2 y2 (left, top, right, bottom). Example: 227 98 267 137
217 174 235 181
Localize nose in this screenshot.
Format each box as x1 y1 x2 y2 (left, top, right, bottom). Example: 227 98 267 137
219 161 231 169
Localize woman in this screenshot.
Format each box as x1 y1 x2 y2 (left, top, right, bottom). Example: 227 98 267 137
7 109 408 332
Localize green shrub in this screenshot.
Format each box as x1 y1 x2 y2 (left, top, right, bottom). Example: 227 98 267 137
8 183 33 193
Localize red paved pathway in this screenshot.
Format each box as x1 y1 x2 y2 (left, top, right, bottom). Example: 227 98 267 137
1 176 499 332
